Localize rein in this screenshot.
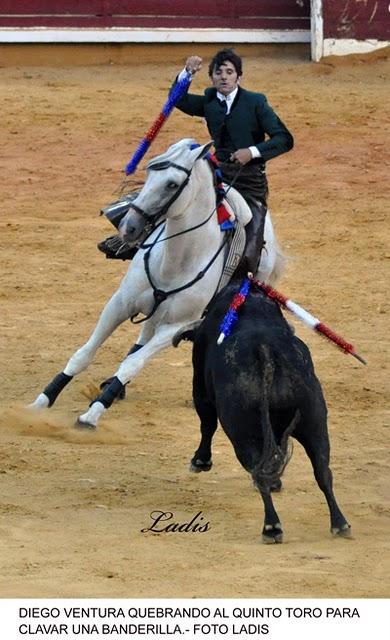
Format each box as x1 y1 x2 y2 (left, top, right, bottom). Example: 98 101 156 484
129 161 192 240
140 158 243 248
131 233 230 324
130 157 242 324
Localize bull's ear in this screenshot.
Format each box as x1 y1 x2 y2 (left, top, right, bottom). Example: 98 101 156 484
191 140 214 163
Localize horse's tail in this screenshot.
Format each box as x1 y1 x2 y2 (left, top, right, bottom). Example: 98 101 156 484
267 235 288 286
259 209 289 286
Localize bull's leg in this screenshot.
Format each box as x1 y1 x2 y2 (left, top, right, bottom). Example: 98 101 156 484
76 321 185 429
235 447 284 544
258 488 284 544
302 443 351 537
221 408 284 543
189 347 217 472
294 400 351 537
191 401 217 473
29 290 129 409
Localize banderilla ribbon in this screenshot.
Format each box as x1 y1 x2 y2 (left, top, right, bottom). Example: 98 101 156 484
249 274 366 365
125 71 193 176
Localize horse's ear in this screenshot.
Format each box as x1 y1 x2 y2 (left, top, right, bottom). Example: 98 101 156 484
192 141 214 162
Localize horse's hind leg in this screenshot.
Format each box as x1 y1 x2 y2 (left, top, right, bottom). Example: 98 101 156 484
99 321 156 399
29 290 129 409
76 320 185 428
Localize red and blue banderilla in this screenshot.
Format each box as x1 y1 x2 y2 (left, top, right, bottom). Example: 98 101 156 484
125 71 192 176
218 275 367 365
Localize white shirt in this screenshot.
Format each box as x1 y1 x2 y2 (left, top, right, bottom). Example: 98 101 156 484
216 87 260 160
216 87 238 115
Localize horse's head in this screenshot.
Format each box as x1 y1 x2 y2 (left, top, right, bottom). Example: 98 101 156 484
118 139 213 246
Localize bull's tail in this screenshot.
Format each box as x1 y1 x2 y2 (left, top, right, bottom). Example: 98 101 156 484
251 409 298 491
250 347 299 491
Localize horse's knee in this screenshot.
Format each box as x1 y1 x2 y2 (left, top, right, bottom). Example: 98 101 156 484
116 355 145 385
64 345 95 376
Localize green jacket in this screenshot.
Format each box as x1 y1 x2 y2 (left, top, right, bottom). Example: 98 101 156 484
175 86 293 163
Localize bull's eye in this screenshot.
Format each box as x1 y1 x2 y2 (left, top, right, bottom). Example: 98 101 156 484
167 181 178 190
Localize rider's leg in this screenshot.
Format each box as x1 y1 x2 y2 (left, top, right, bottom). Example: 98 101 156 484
242 200 267 274
219 162 268 274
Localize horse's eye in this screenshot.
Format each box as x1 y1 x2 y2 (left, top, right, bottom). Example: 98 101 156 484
167 181 178 190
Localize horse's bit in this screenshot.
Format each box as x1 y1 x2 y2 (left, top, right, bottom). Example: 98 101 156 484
127 160 192 238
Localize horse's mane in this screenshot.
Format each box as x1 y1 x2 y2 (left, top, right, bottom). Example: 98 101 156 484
146 138 197 169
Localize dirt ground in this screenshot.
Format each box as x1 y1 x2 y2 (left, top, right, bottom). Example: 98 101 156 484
0 43 389 600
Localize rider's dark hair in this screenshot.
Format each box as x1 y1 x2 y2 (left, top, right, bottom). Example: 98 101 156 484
208 48 243 77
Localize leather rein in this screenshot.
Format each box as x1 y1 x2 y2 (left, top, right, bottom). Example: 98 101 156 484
130 158 233 324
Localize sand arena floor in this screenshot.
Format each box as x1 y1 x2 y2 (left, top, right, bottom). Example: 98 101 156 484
0 44 389 598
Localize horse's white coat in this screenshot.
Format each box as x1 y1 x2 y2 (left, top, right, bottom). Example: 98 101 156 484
30 139 285 426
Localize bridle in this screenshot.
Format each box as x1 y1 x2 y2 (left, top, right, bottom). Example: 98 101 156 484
129 157 238 324
126 160 192 239
132 156 243 249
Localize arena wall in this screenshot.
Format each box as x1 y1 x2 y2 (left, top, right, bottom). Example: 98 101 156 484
0 1 388 61
312 0 390 61
0 1 310 45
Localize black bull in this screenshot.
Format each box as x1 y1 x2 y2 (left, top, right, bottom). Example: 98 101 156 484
176 282 351 543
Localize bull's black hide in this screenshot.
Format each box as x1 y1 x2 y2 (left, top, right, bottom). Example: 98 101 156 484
186 281 351 543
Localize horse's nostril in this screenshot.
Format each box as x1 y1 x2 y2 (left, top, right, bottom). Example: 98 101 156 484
124 226 137 240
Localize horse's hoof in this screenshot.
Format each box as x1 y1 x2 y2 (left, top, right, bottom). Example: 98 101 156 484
27 393 50 410
189 458 212 473
99 377 126 400
75 418 97 431
262 524 283 544
331 523 352 538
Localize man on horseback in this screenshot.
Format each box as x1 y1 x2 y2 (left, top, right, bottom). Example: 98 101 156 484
98 48 293 274
173 48 293 273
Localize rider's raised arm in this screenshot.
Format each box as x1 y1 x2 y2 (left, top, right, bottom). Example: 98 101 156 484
170 57 205 118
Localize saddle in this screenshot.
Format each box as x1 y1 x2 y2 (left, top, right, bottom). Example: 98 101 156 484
98 187 266 290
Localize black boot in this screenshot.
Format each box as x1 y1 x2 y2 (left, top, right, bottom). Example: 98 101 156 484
97 235 138 260
240 199 267 275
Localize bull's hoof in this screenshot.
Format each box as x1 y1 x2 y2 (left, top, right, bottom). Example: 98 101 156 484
270 479 283 492
99 377 126 400
74 418 97 431
262 523 283 544
190 458 212 473
331 523 352 538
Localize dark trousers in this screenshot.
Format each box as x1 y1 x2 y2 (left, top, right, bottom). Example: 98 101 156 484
220 162 268 274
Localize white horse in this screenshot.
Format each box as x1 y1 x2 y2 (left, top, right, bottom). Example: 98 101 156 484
30 139 285 428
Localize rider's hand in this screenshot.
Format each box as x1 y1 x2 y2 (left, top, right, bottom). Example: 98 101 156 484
230 148 253 165
185 56 203 75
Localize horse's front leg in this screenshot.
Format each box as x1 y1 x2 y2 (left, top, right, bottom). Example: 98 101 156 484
99 319 157 398
29 290 129 409
77 321 185 429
